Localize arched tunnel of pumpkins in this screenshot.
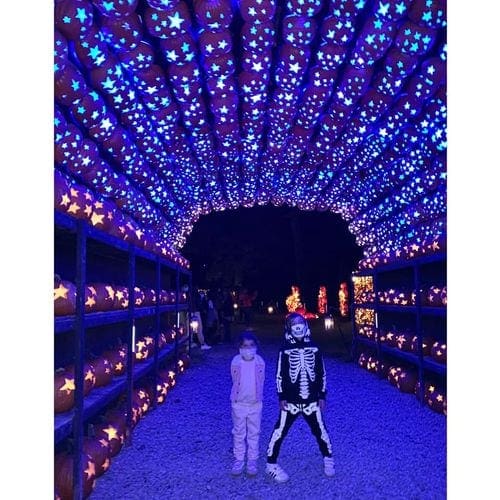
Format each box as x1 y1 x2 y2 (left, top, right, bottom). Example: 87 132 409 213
53 0 447 498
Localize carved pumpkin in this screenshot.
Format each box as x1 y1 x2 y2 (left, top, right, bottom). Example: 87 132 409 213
91 356 113 387
84 285 98 313
396 369 418 393
143 288 156 306
134 286 146 307
54 278 77 316
159 368 176 389
114 286 129 309
415 380 433 402
94 422 124 457
427 387 447 415
64 364 96 396
396 333 412 352
366 356 378 374
83 437 111 478
410 336 433 356
426 286 443 306
54 369 76 413
387 366 402 386
103 346 127 376
431 342 447 364
440 286 447 306
384 330 398 348
357 352 369 369
54 452 96 500
135 338 151 361
375 360 389 379
179 352 191 370
133 388 152 416
88 283 115 312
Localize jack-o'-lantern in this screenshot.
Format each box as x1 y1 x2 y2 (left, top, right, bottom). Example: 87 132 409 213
114 286 129 309
431 342 447 364
143 288 156 306
134 286 145 307
64 364 96 396
387 366 402 386
427 387 447 415
425 286 443 306
165 327 176 343
415 380 433 402
89 200 115 233
83 437 110 478
54 369 76 413
103 346 127 376
54 278 77 316
179 352 191 370
88 283 115 312
384 330 398 348
158 332 167 350
440 286 447 306
159 289 170 305
155 379 169 404
135 338 151 361
91 356 113 387
410 336 433 356
357 352 369 369
133 388 152 416
54 452 96 500
159 368 176 389
375 360 389 379
396 369 418 393
94 422 124 457
366 356 378 374
84 285 98 313
396 333 412 352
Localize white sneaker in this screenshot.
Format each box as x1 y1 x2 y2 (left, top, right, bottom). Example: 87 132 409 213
200 344 212 350
266 463 289 483
323 456 335 477
246 459 258 476
231 460 244 476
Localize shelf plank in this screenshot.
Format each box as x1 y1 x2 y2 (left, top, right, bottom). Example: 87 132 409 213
55 304 188 334
380 344 419 365
353 252 446 276
423 357 447 375
54 339 186 444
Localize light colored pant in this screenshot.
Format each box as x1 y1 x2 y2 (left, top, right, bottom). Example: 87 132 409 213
190 311 206 345
231 401 262 461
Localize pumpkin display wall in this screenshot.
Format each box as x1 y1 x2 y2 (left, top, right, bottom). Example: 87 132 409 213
54 452 96 500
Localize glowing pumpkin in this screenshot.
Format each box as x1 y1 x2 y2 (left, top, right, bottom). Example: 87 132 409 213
387 366 402 386
114 286 129 309
375 360 389 379
103 346 127 376
427 388 447 415
54 369 76 413
64 364 96 396
135 338 151 361
54 452 96 500
410 336 433 356
357 352 369 369
83 437 111 478
143 288 156 306
366 356 378 374
88 283 115 312
84 285 98 313
431 342 447 364
91 356 113 387
159 368 176 389
94 422 124 457
133 388 152 416
134 286 145 307
396 333 412 352
54 278 76 316
396 369 418 393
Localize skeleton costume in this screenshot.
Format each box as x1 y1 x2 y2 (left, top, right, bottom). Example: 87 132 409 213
266 313 333 464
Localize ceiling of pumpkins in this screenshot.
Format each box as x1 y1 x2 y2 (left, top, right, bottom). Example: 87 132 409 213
54 0 446 264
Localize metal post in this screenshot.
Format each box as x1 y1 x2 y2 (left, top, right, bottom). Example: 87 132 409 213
72 220 86 500
414 264 424 405
175 268 180 369
153 256 161 409
126 247 135 443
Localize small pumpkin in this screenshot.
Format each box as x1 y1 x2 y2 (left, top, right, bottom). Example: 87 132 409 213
387 366 402 386
83 436 111 477
114 286 129 309
103 346 127 376
54 369 76 413
91 356 113 387
94 422 124 457
431 341 447 364
54 278 77 316
87 283 115 312
396 369 418 393
357 352 369 369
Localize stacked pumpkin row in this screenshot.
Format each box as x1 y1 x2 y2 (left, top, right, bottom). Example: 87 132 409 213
377 285 447 307
54 276 187 316
358 234 446 270
55 352 191 500
55 171 190 269
358 352 446 415
55 327 179 414
357 325 447 365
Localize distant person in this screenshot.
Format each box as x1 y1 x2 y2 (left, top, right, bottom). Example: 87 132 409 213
190 287 211 350
221 289 235 343
240 288 257 327
205 290 220 344
230 331 266 477
265 313 335 483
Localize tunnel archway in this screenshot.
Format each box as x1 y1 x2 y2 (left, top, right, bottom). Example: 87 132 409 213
54 0 447 264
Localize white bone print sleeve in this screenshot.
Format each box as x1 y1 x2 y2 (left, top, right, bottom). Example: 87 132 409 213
276 351 283 395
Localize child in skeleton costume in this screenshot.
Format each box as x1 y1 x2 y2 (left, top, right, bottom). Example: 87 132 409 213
230 331 265 477
266 313 335 482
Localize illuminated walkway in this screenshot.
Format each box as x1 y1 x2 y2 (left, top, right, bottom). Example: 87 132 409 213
92 316 446 499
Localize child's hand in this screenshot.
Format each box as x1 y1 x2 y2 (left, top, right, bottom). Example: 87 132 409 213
319 399 326 412
280 400 288 411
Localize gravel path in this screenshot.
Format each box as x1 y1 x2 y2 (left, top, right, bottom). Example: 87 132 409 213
92 320 446 499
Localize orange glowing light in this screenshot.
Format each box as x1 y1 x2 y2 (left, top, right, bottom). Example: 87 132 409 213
115 362 124 371
436 394 444 402
84 370 95 382
84 460 96 479
90 212 105 226
105 286 115 300
59 378 75 394
84 204 93 217
103 426 119 441
54 284 69 300
67 202 80 214
85 296 96 308
70 188 79 197
60 194 71 207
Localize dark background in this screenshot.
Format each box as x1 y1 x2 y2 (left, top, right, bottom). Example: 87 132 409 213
182 205 363 311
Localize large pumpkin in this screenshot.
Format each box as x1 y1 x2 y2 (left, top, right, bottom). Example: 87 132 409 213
91 356 113 387
54 369 76 413
54 452 96 500
54 279 77 316
83 437 111 477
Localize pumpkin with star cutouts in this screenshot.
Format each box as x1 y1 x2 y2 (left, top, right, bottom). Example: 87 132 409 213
103 346 127 376
54 277 77 316
88 283 115 312
91 356 113 388
396 369 418 393
94 421 124 457
431 341 447 364
357 352 369 369
83 436 110 478
54 451 96 500
387 366 403 386
54 368 76 413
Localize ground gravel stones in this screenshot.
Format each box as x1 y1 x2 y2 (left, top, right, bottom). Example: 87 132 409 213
92 319 446 499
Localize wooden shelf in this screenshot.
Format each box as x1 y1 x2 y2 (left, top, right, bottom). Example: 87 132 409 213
55 304 188 334
54 337 187 444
